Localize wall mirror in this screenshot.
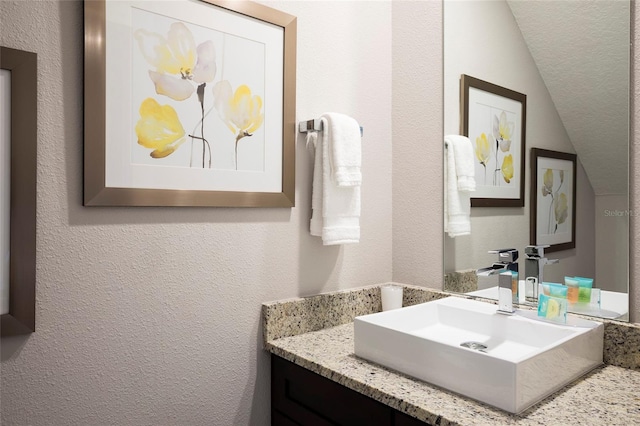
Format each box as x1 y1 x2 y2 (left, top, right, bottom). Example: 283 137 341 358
443 1 630 321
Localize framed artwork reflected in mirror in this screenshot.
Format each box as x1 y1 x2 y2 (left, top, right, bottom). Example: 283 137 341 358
530 148 577 253
460 74 526 208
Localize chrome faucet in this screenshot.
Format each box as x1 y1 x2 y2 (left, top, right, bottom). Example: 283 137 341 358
524 245 559 302
476 249 518 314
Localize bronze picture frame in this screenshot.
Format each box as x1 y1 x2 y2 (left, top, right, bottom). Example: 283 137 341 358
530 148 577 253
1 46 37 336
460 74 526 208
84 0 297 207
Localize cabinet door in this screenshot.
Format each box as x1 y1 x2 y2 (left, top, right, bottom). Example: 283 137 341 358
394 411 433 426
272 355 393 425
271 409 301 426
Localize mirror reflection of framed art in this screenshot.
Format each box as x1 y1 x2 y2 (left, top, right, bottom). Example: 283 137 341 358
530 148 577 253
461 74 526 208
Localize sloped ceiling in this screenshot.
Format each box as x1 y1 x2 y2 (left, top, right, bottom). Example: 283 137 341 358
507 0 629 195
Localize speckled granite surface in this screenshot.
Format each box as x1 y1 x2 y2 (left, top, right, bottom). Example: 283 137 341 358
263 283 640 370
603 321 640 368
266 322 640 426
262 283 450 343
444 270 478 293
262 284 382 342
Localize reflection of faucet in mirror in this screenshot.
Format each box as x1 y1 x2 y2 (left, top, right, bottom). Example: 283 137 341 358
524 245 559 303
477 249 518 314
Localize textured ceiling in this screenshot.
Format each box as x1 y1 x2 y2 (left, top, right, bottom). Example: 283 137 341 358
507 0 630 195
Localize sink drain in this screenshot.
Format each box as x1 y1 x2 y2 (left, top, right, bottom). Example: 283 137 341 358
460 341 488 352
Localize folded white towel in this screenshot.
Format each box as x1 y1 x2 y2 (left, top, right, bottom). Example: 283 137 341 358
444 135 474 238
309 115 361 245
309 131 323 236
325 113 362 187
445 134 476 192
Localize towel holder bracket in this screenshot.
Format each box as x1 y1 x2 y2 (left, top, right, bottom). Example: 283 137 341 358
298 119 363 136
299 119 322 133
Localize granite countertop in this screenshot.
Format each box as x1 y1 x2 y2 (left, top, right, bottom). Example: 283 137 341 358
266 323 640 425
262 283 640 425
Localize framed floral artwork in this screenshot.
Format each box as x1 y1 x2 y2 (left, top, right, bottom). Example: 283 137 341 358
530 148 577 253
1 46 37 336
460 74 526 207
84 0 297 207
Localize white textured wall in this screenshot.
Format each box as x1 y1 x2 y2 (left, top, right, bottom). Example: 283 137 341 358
442 0 596 284
392 0 443 286
0 1 392 424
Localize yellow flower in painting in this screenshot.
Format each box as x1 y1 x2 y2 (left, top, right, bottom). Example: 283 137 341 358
501 154 514 183
213 81 264 169
134 22 216 101
493 111 514 152
213 81 264 141
554 193 568 225
542 169 554 196
475 133 490 166
135 98 186 158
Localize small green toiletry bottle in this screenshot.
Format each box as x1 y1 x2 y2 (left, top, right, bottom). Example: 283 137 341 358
575 277 594 304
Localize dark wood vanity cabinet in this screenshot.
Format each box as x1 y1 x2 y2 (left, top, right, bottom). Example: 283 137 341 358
271 356 431 426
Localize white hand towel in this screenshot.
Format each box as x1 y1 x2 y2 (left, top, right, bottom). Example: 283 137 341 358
309 131 323 236
445 134 476 192
309 115 361 245
444 135 473 238
324 112 362 187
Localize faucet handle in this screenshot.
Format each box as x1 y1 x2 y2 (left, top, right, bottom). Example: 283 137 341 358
488 248 518 263
525 245 550 258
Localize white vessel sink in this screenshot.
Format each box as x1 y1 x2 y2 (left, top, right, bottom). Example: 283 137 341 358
354 297 603 414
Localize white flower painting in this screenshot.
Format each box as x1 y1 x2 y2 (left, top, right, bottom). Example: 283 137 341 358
131 8 266 172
